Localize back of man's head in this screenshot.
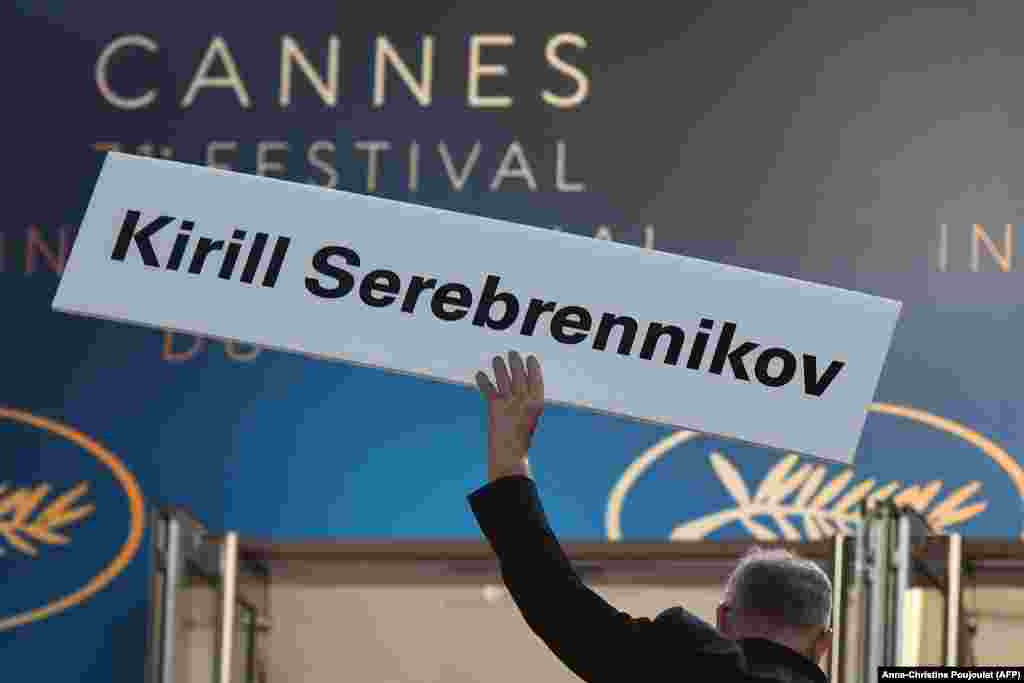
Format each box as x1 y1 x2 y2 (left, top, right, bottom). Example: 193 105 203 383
718 547 833 660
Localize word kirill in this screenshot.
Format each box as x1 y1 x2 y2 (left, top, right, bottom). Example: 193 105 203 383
111 212 845 396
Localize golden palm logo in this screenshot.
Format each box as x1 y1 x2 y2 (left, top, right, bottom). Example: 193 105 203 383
668 452 985 541
606 403 1024 542
0 482 95 557
0 407 145 632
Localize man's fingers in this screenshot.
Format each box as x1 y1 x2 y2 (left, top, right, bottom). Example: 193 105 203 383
492 356 512 395
526 355 544 401
483 353 541 400
508 351 528 396
475 371 497 399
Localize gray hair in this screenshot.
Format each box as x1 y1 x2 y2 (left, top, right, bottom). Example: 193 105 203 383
724 547 832 629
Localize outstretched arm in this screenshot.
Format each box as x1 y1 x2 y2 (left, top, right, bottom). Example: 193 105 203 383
468 352 660 682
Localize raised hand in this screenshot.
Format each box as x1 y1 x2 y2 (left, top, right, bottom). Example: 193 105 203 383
475 351 545 482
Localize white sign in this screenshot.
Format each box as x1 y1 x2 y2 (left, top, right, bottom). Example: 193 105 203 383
54 153 901 464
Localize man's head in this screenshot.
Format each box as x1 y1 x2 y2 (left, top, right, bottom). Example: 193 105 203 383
716 547 833 664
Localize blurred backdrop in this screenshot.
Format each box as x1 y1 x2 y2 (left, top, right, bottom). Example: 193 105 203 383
3 1 1023 679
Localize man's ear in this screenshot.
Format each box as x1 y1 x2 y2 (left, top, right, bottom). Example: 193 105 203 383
813 628 833 663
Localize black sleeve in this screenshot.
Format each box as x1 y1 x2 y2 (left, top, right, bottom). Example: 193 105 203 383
468 476 670 682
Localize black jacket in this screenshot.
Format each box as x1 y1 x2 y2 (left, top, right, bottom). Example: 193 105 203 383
468 475 828 683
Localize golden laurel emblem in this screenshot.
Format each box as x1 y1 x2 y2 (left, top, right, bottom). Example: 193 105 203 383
0 408 145 631
0 481 95 558
607 403 1024 542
